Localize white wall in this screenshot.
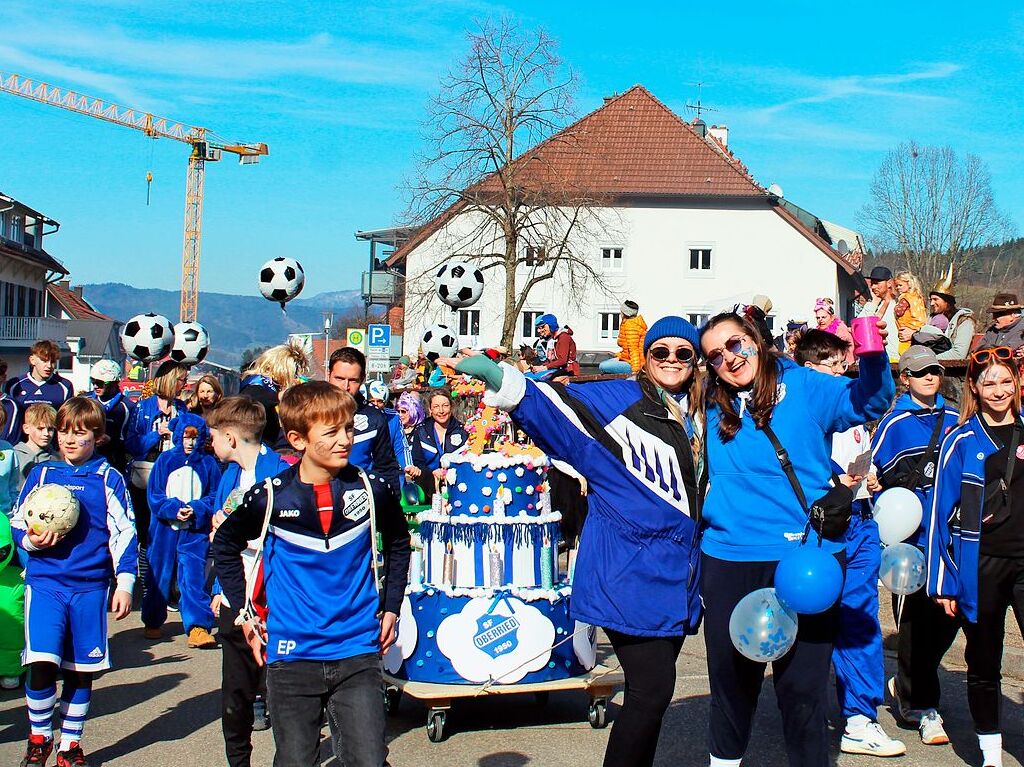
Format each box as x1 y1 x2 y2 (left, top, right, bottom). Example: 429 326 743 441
401 200 844 354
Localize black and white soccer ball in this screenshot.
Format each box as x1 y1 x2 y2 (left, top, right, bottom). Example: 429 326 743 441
258 257 305 306
421 323 459 362
120 313 173 362
170 322 210 365
435 260 484 309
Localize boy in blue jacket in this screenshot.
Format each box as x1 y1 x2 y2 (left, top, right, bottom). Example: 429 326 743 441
12 397 137 767
142 412 221 648
206 396 289 766
212 382 410 767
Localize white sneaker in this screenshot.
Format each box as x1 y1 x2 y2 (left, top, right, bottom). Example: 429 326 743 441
886 675 923 725
0 676 20 689
841 721 907 757
919 709 949 746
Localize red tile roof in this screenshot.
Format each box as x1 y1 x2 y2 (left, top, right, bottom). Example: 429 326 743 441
389 84 857 274
47 282 111 321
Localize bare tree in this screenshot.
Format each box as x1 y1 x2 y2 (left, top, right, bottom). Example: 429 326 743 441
859 141 1010 287
404 17 618 348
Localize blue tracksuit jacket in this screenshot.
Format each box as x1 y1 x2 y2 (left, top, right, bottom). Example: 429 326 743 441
12 456 138 591
409 418 469 474
143 413 222 631
486 363 702 637
126 396 188 462
211 463 411 664
350 398 402 492
871 393 959 547
702 355 894 562
85 390 134 473
5 374 74 437
926 413 1023 623
1 394 21 445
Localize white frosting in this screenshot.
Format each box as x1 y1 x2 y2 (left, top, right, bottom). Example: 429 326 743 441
442 449 549 471
417 510 562 526
408 583 572 603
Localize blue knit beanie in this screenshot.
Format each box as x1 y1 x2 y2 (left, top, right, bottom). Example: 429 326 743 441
536 313 558 331
643 315 701 355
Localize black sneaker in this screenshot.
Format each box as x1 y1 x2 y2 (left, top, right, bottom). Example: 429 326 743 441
253 696 271 731
20 734 53 766
56 741 90 766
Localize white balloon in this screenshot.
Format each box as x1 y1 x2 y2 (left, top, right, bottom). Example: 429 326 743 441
879 543 927 595
873 487 923 546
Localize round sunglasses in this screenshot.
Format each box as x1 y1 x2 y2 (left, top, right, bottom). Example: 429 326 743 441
649 345 695 363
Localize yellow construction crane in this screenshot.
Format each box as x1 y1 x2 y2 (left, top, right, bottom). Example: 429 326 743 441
0 72 268 322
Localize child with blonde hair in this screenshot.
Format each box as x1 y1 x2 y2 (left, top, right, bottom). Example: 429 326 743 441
894 270 928 354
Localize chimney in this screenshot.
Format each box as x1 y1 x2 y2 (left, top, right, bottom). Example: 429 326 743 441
692 118 707 138
73 285 84 298
708 124 729 147
603 91 620 104
58 279 71 291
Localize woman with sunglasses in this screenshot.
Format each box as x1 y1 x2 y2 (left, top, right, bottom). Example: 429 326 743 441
927 346 1024 767
870 345 960 747
699 311 894 767
445 316 704 767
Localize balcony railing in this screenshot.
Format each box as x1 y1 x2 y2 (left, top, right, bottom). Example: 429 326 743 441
0 315 69 343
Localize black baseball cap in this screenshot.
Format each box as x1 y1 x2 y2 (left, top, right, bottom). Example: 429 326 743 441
868 266 893 282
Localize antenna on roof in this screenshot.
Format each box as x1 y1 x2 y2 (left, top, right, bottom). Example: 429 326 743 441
686 82 717 121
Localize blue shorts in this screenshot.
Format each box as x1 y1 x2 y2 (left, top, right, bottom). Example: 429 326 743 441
23 583 110 671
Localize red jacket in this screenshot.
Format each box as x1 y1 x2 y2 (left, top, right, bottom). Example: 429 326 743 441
545 328 580 375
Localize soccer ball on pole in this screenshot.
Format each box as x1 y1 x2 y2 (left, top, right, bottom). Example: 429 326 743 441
421 323 459 362
258 257 305 309
170 322 211 365
120 313 173 362
435 261 484 309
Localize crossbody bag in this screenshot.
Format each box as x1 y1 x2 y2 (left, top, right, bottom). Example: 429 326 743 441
982 423 1021 529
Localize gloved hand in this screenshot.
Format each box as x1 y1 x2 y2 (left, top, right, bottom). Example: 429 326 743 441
455 355 505 391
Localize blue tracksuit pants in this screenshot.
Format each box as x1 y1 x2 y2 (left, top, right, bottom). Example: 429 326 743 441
832 508 884 720
142 519 215 633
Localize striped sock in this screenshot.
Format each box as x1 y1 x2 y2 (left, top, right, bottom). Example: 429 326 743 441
58 685 91 751
26 683 57 739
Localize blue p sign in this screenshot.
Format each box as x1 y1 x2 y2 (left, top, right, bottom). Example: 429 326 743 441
367 324 391 348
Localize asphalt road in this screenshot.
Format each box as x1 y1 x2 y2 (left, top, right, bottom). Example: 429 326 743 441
1 612 1023 766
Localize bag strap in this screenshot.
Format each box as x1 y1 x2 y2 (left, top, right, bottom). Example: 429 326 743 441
1003 424 1022 490
355 468 381 594
903 407 946 490
241 477 276 617
762 424 810 514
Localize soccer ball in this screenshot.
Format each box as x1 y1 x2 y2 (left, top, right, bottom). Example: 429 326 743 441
258 257 305 307
120 313 173 362
170 322 210 365
435 261 484 309
421 323 459 362
21 484 80 537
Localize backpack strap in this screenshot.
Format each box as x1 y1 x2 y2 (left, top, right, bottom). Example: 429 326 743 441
355 467 381 593
237 477 275 629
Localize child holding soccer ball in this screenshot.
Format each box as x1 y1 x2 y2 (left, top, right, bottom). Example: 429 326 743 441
11 397 137 767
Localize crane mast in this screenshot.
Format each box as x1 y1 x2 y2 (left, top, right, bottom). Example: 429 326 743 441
0 72 268 322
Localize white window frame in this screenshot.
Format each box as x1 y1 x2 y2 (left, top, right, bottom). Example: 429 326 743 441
686 241 715 277
521 310 543 341
597 310 621 347
600 246 624 272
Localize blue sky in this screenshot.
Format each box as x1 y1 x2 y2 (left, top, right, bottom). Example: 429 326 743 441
1 1 1022 299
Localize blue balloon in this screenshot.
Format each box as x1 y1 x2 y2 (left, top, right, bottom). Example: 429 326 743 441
728 588 799 662
774 545 843 614
879 543 926 595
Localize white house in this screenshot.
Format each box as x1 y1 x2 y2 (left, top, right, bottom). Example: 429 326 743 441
389 85 865 358
0 191 70 362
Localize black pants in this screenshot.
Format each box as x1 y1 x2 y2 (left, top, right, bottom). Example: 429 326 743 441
266 654 387 767
963 554 1024 734
603 630 684 767
891 587 960 710
702 554 841 767
219 607 267 767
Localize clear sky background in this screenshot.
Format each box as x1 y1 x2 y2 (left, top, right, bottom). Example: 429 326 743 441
1 1 1021 298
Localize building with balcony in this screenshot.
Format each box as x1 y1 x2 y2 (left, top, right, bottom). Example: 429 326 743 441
0 191 69 363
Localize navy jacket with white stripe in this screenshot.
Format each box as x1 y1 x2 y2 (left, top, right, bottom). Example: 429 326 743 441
349 399 402 492
211 463 411 664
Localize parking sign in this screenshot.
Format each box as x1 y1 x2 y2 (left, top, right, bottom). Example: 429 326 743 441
367 324 391 348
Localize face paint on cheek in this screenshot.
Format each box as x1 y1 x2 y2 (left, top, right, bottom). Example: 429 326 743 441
739 346 758 360
312 439 334 458
78 440 90 447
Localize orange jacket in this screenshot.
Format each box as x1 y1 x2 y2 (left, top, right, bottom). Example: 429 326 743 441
617 314 648 372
